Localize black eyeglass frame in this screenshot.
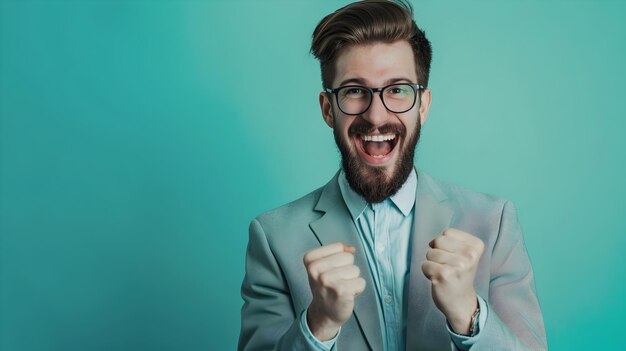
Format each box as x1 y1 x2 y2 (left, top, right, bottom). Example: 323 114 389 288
324 83 425 115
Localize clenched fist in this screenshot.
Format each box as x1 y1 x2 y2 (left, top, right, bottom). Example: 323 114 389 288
421 228 485 335
303 242 366 341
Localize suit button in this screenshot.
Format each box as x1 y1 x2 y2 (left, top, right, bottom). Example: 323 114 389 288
384 294 393 304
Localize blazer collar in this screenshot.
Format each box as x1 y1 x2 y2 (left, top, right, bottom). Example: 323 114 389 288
310 170 384 351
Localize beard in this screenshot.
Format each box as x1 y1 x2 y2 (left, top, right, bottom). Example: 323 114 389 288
334 116 421 203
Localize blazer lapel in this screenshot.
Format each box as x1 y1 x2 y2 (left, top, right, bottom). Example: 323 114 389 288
309 172 384 351
405 169 453 350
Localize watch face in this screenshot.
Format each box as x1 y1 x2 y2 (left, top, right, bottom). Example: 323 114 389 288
470 307 480 336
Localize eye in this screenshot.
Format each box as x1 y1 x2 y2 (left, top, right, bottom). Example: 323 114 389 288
341 86 367 98
389 87 408 94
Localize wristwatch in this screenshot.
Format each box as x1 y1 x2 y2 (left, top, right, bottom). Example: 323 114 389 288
468 303 481 336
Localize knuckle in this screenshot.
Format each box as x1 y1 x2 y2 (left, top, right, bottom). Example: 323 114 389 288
434 236 445 246
303 249 320 265
332 284 345 297
437 267 452 282
308 262 321 277
318 271 332 286
303 252 311 265
345 265 359 279
426 248 433 260
355 278 366 293
466 249 480 262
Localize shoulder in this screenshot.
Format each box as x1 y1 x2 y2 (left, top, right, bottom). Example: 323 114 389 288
254 186 323 226
421 170 511 219
246 180 331 262
421 171 523 255
250 172 337 237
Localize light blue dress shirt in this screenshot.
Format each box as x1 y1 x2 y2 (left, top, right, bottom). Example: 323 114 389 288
300 169 487 350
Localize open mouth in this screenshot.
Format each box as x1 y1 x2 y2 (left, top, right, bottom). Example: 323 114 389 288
354 133 400 164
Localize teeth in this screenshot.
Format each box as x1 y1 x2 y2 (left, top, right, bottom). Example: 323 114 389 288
360 134 396 142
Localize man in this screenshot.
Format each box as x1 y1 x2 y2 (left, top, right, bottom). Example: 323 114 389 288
238 1 547 350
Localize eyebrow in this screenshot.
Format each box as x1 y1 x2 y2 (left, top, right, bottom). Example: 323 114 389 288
337 77 413 87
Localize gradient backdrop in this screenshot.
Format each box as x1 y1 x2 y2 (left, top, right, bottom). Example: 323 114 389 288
1 0 625 350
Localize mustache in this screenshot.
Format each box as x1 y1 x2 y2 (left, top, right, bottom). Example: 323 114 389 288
348 119 406 138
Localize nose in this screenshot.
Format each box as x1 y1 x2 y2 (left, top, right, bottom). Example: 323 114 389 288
361 92 391 127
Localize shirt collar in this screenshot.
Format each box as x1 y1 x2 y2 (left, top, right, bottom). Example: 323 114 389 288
338 167 417 220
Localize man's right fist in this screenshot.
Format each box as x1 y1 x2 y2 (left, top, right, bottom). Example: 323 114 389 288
303 242 366 341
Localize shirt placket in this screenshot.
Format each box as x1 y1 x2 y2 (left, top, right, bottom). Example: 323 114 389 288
373 202 399 351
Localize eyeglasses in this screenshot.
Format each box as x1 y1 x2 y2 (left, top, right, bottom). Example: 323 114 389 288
325 83 424 115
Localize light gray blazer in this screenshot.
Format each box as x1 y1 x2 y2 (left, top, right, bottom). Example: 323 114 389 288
239 168 547 351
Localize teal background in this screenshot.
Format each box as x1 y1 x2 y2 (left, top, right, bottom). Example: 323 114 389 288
1 0 624 350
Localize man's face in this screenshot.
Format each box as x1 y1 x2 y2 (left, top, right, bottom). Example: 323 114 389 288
319 40 432 203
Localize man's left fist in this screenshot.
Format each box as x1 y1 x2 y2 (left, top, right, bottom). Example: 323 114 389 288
421 228 485 335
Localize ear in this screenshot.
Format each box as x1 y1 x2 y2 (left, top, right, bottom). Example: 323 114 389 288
418 88 432 126
319 92 334 128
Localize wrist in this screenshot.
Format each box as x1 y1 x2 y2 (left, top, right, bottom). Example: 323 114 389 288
447 295 478 335
306 305 341 341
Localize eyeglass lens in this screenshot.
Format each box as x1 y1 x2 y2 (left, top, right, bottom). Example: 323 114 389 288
337 84 417 115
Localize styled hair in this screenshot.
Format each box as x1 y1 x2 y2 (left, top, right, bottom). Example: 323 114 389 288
310 0 432 89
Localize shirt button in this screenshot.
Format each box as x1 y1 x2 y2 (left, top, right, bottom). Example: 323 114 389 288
384 294 393 304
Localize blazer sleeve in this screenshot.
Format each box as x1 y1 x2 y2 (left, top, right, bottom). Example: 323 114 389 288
472 201 548 350
238 218 319 351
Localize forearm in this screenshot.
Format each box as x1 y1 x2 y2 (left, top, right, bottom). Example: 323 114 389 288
470 302 545 351
477 201 547 350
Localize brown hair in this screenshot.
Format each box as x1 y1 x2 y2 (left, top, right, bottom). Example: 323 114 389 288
310 0 432 89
